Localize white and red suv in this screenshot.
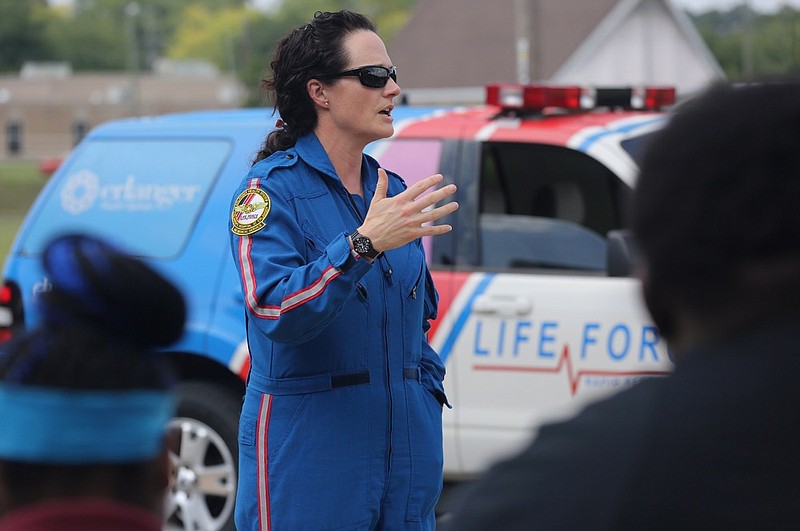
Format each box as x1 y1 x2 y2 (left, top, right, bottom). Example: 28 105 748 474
1 84 675 530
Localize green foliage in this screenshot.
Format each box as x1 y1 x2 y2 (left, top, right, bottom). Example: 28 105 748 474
0 161 46 259
8 1 800 102
167 5 260 72
691 5 800 81
755 7 800 77
236 0 418 106
44 8 127 70
0 0 251 73
0 0 51 72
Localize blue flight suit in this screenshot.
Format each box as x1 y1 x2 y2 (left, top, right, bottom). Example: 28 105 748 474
229 132 448 530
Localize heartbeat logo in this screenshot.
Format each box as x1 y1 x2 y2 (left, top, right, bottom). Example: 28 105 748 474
473 345 670 395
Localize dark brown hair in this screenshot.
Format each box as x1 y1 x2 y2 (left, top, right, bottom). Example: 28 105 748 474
253 10 376 164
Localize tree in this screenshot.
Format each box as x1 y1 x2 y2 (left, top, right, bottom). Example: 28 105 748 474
167 5 261 74
46 0 249 71
236 0 418 106
0 0 52 72
752 6 800 78
43 7 127 70
691 5 800 81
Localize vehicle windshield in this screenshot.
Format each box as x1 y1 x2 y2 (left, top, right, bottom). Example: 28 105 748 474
21 138 231 258
620 130 660 165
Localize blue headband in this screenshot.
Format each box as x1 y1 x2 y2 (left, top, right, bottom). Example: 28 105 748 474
0 384 175 464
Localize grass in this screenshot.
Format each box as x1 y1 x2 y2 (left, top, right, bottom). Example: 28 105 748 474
0 160 47 264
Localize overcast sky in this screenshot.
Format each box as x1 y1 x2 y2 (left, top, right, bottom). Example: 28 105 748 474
50 0 800 15
670 0 800 13
248 0 800 15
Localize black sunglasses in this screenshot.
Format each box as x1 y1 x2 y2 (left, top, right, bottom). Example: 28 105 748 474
326 65 397 88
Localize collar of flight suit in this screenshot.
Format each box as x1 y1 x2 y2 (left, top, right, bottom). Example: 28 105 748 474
294 132 381 202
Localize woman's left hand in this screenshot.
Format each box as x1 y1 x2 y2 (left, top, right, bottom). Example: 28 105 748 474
358 168 459 253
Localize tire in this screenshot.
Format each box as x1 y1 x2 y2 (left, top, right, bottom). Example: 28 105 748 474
164 381 242 531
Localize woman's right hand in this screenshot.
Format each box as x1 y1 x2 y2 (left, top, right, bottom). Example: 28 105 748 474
358 168 459 253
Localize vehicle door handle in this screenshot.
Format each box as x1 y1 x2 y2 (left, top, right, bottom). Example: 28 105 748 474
472 294 532 316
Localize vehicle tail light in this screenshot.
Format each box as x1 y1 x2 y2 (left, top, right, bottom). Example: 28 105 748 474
523 86 583 110
486 84 525 109
632 87 677 110
487 84 586 111
0 282 24 344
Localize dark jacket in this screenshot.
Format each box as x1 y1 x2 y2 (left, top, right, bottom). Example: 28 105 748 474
449 322 800 530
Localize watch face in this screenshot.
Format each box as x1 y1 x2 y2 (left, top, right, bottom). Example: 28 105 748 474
351 231 378 258
353 236 372 255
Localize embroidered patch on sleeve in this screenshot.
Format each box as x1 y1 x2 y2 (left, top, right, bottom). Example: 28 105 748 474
231 188 271 236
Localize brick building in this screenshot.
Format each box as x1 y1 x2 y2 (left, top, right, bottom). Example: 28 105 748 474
0 62 246 162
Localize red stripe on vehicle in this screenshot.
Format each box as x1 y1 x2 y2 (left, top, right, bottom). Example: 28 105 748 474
428 271 471 340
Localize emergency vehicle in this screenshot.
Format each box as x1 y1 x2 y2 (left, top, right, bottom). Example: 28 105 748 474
0 84 675 530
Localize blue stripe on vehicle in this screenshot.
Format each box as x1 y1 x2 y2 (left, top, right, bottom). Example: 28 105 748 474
438 273 496 365
577 116 664 153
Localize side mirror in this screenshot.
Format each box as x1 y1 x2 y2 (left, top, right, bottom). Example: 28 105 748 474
606 230 636 277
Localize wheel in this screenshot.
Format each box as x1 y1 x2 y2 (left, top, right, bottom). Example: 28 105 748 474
164 381 242 531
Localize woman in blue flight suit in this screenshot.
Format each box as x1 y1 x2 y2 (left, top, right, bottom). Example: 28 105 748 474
229 10 459 531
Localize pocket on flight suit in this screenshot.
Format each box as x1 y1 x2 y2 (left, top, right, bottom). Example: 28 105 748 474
405 379 444 522
265 387 373 529
402 263 445 522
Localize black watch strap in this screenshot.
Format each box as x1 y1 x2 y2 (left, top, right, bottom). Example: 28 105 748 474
350 230 382 260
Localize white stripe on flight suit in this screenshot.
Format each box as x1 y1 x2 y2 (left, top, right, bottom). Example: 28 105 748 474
236 176 344 320
238 234 343 320
257 394 273 531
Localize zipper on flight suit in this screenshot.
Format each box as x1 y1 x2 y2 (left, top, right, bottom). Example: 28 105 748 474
344 187 396 496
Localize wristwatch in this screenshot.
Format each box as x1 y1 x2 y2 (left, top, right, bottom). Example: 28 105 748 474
349 230 382 260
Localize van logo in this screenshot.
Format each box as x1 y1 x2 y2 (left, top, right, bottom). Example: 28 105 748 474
231 188 270 236
59 171 201 214
60 170 100 215
32 276 52 300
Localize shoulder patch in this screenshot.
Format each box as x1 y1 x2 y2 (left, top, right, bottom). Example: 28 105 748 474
231 188 271 236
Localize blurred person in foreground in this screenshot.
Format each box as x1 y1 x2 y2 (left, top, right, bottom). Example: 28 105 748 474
0 234 185 531
447 81 800 530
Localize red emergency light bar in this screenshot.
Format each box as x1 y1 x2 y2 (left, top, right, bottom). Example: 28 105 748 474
486 84 676 112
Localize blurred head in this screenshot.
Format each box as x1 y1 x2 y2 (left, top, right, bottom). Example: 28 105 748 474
632 81 800 348
0 234 185 516
255 10 400 162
